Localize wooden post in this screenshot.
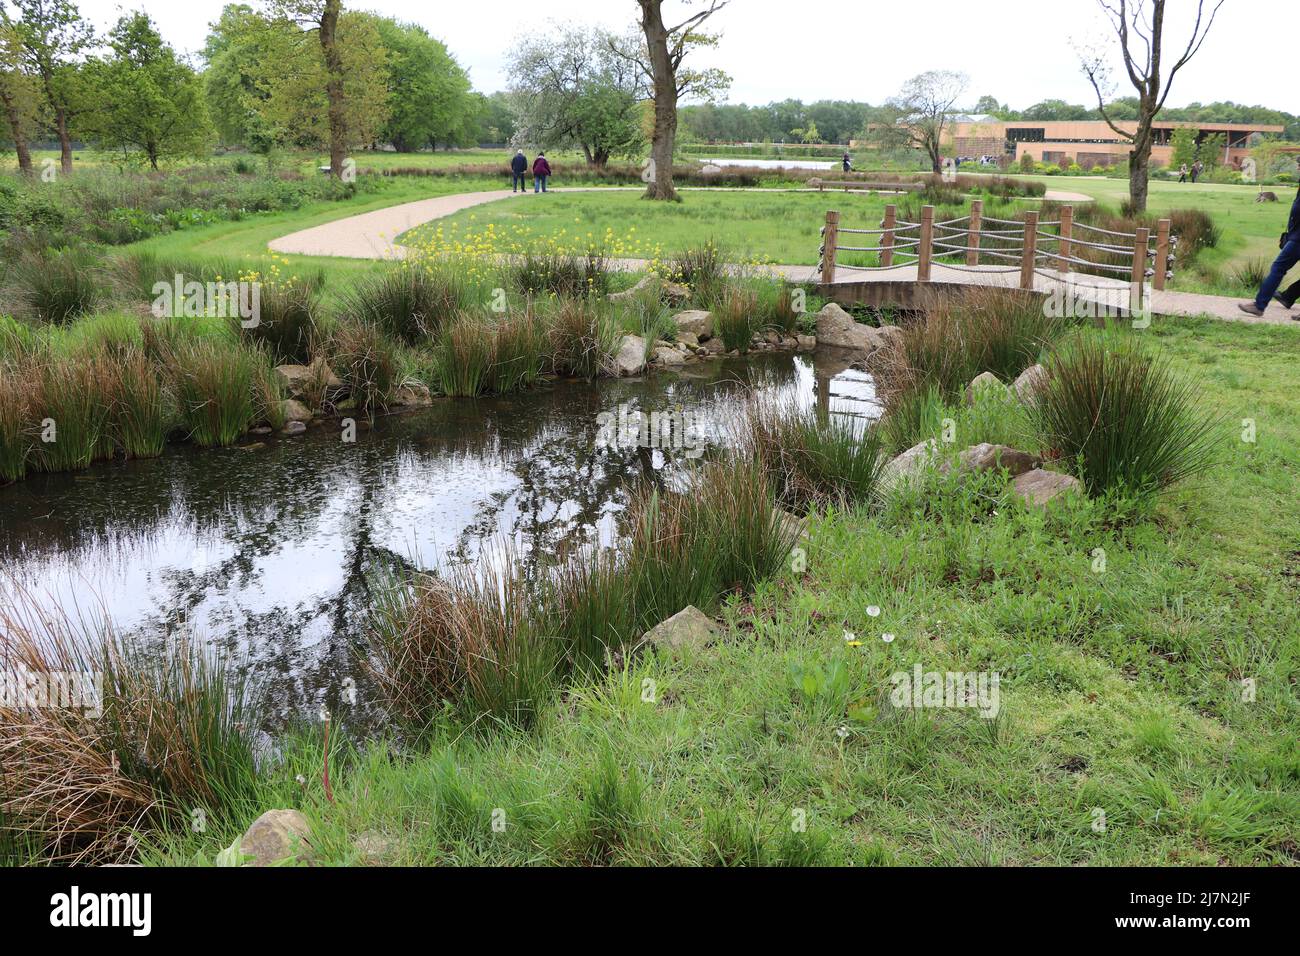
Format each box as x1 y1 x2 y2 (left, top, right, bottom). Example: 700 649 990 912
1020 210 1038 291
1131 226 1150 314
881 204 896 268
1154 219 1170 291
821 210 839 286
966 199 982 266
917 205 934 282
1059 205 1074 274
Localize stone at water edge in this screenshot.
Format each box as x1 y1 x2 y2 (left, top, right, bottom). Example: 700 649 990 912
676 330 700 348
673 309 714 340
1012 468 1083 508
614 334 647 376
700 337 726 355
796 334 817 351
964 371 1008 405
280 399 313 423
653 345 687 367
953 443 1041 478
607 274 659 303
642 606 721 652
392 383 433 407
813 302 884 353
875 325 905 350
1012 363 1049 403
239 809 314 866
281 421 307 436
274 358 342 396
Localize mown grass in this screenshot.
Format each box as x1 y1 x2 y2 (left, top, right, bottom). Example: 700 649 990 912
122 313 1300 868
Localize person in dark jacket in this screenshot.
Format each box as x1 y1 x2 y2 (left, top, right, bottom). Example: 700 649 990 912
533 152 552 193
510 149 528 193
1240 157 1300 318
842 152 851 173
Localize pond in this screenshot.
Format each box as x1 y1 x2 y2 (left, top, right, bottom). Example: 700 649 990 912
0 350 880 730
699 157 837 171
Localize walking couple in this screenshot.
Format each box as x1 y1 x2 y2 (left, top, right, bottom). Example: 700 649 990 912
511 149 552 193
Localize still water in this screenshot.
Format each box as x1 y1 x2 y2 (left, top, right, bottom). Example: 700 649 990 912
0 351 879 726
699 157 836 171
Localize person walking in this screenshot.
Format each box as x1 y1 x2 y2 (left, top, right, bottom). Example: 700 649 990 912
842 152 851 174
1190 160 1202 184
510 149 529 193
1178 163 1188 183
1239 158 1300 318
533 151 552 193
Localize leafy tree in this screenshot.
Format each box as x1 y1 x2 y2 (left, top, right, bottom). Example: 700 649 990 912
1169 126 1197 168
202 3 279 151
1 0 94 174
479 91 515 144
507 25 644 167
890 70 968 174
1198 131 1226 171
372 17 474 152
78 12 213 168
0 18 40 172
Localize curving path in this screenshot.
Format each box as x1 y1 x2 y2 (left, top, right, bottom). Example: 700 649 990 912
266 186 1295 327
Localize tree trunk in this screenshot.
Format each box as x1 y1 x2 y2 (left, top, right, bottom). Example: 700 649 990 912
1128 118 1154 213
320 0 346 180
55 107 71 174
640 2 679 201
0 85 33 174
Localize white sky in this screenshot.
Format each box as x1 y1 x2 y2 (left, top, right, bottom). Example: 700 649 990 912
71 0 1295 112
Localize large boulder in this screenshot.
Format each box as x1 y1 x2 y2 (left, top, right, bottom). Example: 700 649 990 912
1012 468 1083 508
239 809 314 867
643 606 721 652
673 310 714 340
615 334 647 376
955 443 1040 478
1012 363 1049 404
813 302 883 354
964 371 1008 405
275 359 341 398
878 438 940 493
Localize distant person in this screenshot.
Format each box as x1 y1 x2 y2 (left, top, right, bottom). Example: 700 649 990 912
511 149 529 193
1190 160 1202 183
1178 163 1188 183
533 151 552 193
1239 157 1300 318
842 152 851 173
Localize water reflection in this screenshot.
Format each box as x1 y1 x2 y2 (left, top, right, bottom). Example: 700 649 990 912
0 351 880 727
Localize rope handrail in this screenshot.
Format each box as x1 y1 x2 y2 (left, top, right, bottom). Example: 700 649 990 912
1034 250 1133 274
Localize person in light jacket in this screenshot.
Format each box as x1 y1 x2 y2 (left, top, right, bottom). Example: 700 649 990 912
510 149 529 193
533 152 552 193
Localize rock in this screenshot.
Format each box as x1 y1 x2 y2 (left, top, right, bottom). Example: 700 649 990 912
955 443 1040 478
673 310 714 340
662 282 691 307
642 605 721 652
652 345 687 366
965 371 1007 405
239 442 267 452
250 426 272 436
614 335 646 376
701 337 726 355
1012 363 1049 403
392 383 433 407
607 274 661 304
239 809 313 867
781 336 798 350
774 508 810 548
281 421 307 436
878 438 940 492
813 303 883 354
675 331 699 348
764 331 782 345
280 399 313 423
1012 468 1083 508
275 359 341 397
875 325 906 351
796 334 817 351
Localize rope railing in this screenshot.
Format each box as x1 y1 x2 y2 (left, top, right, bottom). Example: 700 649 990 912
818 203 1175 308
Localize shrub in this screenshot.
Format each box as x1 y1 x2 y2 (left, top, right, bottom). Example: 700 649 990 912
343 263 466 345
1030 335 1223 498
329 320 398 413
170 340 258 448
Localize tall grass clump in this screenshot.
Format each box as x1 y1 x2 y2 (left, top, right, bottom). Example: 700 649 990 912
343 263 467 345
487 310 547 394
713 286 758 353
432 313 496 397
513 247 612 299
742 397 888 511
28 356 110 472
329 320 398 413
0 361 31 480
365 560 558 735
5 247 102 324
243 281 317 364
103 346 170 459
1030 335 1223 498
170 340 258 447
668 241 727 307
0 595 262 863
548 298 619 380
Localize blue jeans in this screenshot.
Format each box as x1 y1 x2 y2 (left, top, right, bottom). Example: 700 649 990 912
1255 237 1300 309
534 175 548 193
512 172 527 192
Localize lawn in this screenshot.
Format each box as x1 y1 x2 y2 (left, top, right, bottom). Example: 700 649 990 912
140 313 1299 867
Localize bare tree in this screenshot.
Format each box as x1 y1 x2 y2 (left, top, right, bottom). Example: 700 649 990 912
618 0 730 201
890 71 969 175
1079 0 1225 212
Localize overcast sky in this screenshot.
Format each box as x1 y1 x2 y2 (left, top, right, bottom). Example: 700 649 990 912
71 0 1294 112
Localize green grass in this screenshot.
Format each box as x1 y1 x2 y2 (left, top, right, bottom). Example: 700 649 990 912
134 313 1300 868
